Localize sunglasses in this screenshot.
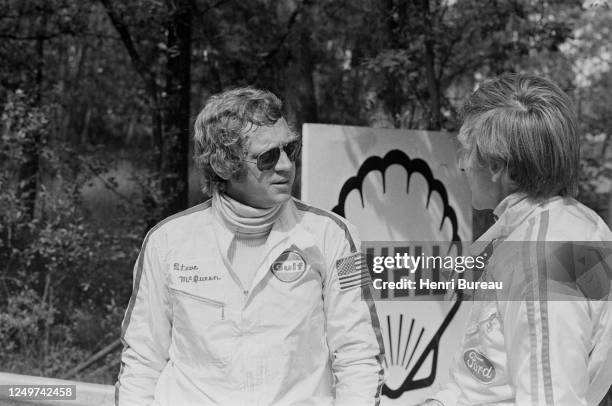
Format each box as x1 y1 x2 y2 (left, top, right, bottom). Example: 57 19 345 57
244 140 301 171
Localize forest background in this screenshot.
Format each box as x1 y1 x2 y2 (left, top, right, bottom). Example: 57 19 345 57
1 0 612 400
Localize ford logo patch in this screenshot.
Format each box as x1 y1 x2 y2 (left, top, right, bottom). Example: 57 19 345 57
463 349 495 383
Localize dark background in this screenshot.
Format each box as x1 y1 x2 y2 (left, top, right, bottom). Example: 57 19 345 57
0 1 611 401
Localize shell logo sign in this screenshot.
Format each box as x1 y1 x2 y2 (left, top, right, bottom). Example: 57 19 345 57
301 124 473 404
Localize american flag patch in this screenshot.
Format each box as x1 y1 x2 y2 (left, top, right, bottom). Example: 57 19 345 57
336 253 370 291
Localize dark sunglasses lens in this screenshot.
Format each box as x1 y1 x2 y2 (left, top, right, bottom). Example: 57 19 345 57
257 148 280 171
284 141 301 161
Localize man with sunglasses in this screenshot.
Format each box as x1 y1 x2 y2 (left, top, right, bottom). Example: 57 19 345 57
115 87 385 406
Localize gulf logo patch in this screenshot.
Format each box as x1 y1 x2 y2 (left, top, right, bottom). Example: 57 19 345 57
271 250 306 283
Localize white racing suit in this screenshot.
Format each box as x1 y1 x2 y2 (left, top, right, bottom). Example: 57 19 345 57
432 193 612 406
115 198 385 406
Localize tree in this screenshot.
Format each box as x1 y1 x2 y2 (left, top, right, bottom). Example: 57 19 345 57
99 0 193 218
0 0 90 218
360 0 581 131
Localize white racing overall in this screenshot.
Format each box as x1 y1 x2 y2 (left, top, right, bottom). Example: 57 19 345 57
433 193 612 406
115 198 385 406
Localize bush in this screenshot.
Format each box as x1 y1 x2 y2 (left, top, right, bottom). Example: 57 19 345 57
0 90 143 382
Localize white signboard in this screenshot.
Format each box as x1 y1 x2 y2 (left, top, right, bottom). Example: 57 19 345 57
301 124 473 404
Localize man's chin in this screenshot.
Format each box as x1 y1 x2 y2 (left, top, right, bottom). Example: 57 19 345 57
270 188 293 204
274 190 292 201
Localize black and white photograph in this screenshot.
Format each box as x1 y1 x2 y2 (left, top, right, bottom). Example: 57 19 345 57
1 0 612 405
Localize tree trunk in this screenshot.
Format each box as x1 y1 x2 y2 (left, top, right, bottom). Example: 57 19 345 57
279 0 317 128
126 113 136 143
280 2 317 199
161 0 192 217
284 29 317 127
421 0 442 131
381 0 406 127
17 128 41 220
17 29 45 220
80 108 92 144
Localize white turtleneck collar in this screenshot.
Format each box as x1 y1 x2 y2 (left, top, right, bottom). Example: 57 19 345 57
213 190 283 236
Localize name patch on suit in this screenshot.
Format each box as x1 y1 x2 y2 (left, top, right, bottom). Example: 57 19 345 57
271 250 306 283
170 261 222 285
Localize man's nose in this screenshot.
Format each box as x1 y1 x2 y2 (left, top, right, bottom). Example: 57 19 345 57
275 148 293 171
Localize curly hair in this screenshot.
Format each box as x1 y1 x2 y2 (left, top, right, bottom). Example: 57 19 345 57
193 87 284 195
459 73 579 199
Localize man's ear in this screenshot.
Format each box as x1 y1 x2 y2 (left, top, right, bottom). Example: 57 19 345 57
489 166 504 183
488 160 506 182
489 163 518 194
210 158 231 180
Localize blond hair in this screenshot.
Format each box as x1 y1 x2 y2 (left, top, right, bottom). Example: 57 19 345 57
460 73 579 198
193 87 284 194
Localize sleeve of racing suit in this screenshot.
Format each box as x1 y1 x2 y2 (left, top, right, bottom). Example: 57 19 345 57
502 273 591 406
115 228 172 406
323 222 386 406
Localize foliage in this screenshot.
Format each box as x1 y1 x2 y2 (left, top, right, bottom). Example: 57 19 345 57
568 6 612 218
356 0 583 129
0 90 141 381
